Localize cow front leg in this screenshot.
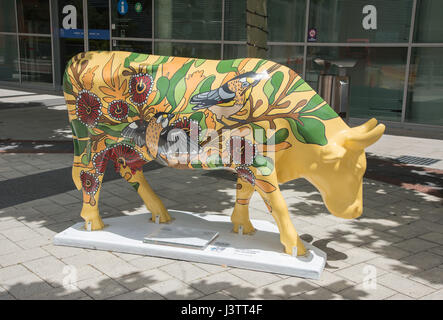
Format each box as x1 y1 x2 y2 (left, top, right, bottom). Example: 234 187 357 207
119 166 171 223
77 169 105 231
231 178 255 234
255 177 307 256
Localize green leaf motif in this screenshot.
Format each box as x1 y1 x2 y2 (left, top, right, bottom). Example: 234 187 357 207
130 182 140 191
151 76 169 106
199 75 215 93
124 52 139 69
231 59 243 69
263 71 284 104
128 104 139 117
286 118 306 144
300 94 324 113
206 154 223 168
73 139 88 156
191 160 203 169
63 65 73 95
286 116 328 146
167 61 193 111
174 77 187 110
252 155 274 176
194 59 206 68
70 119 89 139
307 103 338 120
81 153 90 166
297 117 328 146
287 79 312 95
96 123 130 137
268 128 289 145
250 123 267 144
252 59 266 72
216 59 239 73
105 139 118 148
133 54 149 63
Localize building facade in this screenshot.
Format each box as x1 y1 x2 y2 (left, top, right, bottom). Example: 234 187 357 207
0 0 442 127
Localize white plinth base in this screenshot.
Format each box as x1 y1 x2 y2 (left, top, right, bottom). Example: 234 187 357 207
54 210 326 279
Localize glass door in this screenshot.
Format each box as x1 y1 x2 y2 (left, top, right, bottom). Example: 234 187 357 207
58 0 110 85
87 0 110 51
58 0 84 83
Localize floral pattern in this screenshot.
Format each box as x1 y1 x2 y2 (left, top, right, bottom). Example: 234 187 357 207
129 73 153 106
80 171 99 195
108 100 129 121
75 90 102 127
93 144 147 175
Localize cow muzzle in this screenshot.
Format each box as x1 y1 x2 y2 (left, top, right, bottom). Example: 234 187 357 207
326 184 363 220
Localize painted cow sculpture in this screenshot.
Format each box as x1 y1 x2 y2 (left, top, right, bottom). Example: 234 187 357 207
63 51 385 256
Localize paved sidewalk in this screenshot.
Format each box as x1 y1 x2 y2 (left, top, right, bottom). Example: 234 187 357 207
0 88 442 300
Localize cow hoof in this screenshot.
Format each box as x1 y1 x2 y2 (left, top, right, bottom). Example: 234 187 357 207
284 242 307 257
151 213 172 224
233 222 255 235
84 217 105 231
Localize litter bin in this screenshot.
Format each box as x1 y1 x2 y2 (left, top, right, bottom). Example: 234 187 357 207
314 59 357 122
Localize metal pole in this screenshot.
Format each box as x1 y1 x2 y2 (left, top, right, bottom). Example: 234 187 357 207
14 0 21 84
401 0 417 123
152 0 155 54
83 0 88 51
49 0 60 88
221 0 225 59
109 0 112 50
302 0 310 78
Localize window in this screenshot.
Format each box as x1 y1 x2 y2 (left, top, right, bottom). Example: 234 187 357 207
19 36 52 84
155 42 221 60
224 0 246 41
112 0 152 39
0 35 19 82
309 0 413 43
0 0 17 32
307 46 407 121
112 40 152 54
155 0 222 40
268 0 306 43
269 45 304 74
17 0 51 34
414 0 443 43
406 48 443 125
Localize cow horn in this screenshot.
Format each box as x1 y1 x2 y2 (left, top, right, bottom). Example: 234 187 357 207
353 118 378 133
345 123 385 150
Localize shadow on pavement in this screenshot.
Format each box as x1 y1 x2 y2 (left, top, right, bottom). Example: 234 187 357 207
0 154 442 299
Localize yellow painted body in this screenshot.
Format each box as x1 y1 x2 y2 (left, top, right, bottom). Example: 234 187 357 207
63 51 385 256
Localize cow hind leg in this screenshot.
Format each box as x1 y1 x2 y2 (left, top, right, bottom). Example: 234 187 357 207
231 178 255 234
254 174 307 256
119 166 171 223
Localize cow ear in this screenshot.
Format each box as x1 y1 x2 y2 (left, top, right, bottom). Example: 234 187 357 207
321 143 346 163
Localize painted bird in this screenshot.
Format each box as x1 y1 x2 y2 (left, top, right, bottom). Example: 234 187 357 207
190 71 269 125
122 112 199 166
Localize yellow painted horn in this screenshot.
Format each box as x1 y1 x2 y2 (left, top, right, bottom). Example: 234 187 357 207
353 118 378 133
345 123 386 150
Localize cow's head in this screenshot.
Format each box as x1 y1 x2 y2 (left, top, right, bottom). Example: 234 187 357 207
301 118 385 219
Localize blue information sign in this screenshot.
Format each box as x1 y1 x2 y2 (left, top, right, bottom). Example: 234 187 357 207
60 28 110 40
117 0 128 15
